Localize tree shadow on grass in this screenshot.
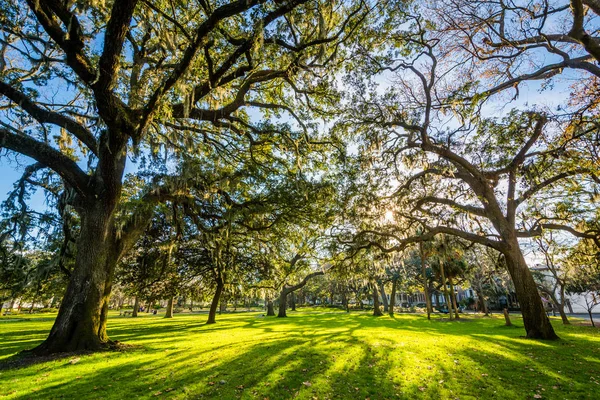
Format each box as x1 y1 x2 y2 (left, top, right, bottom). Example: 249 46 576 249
1 311 600 399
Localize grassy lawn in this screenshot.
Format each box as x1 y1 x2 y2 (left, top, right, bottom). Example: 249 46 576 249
1 310 599 399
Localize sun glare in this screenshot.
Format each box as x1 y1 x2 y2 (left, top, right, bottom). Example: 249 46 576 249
384 210 395 222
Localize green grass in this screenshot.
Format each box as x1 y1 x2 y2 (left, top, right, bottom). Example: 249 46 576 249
1 310 599 399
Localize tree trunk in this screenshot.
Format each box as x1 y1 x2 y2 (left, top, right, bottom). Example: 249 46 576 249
189 299 193 312
372 286 383 316
207 277 224 324
389 279 397 316
266 299 275 316
132 296 139 318
278 271 324 318
439 260 453 320
448 275 460 319
503 308 512 326
164 297 174 318
503 244 558 339
588 309 596 328
380 283 389 313
558 286 570 325
290 292 296 311
419 242 432 319
278 288 289 318
31 204 120 354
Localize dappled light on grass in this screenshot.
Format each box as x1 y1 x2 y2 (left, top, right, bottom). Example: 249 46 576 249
1 311 599 399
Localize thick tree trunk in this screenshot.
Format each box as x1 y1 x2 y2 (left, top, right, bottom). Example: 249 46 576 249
278 289 289 318
132 296 139 317
207 277 224 324
503 308 512 326
31 204 120 354
290 292 296 311
164 297 174 318
372 286 383 316
380 283 389 313
448 275 460 319
476 284 488 316
266 299 275 316
389 280 397 316
503 244 558 339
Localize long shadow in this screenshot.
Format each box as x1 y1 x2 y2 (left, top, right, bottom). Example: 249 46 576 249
1 311 600 399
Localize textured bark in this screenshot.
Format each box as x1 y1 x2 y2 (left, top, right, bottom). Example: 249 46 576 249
476 287 488 316
372 286 383 316
389 280 397 316
206 277 224 324
448 275 460 319
31 203 120 354
380 283 389 313
132 296 139 317
503 308 512 326
503 242 558 339
439 260 453 320
164 297 174 318
266 300 275 316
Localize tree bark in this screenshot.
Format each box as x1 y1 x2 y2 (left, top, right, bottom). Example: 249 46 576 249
448 275 460 319
558 286 570 325
31 203 121 354
132 296 139 317
389 279 397 316
164 297 174 318
207 276 224 324
278 271 324 318
266 299 275 316
476 288 488 316
439 260 453 320
588 309 596 328
372 286 383 316
380 282 389 313
342 292 350 312
503 243 558 339
503 308 512 326
419 242 432 319
290 292 296 311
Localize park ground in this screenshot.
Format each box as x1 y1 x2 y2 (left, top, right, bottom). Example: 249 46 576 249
1 310 599 400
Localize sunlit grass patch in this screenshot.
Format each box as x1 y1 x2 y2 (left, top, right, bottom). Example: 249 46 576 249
1 310 599 399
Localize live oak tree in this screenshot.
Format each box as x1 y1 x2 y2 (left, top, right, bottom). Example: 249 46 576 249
339 9 599 338
0 0 369 352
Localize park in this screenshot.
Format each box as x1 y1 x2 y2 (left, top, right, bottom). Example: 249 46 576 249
1 0 600 398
